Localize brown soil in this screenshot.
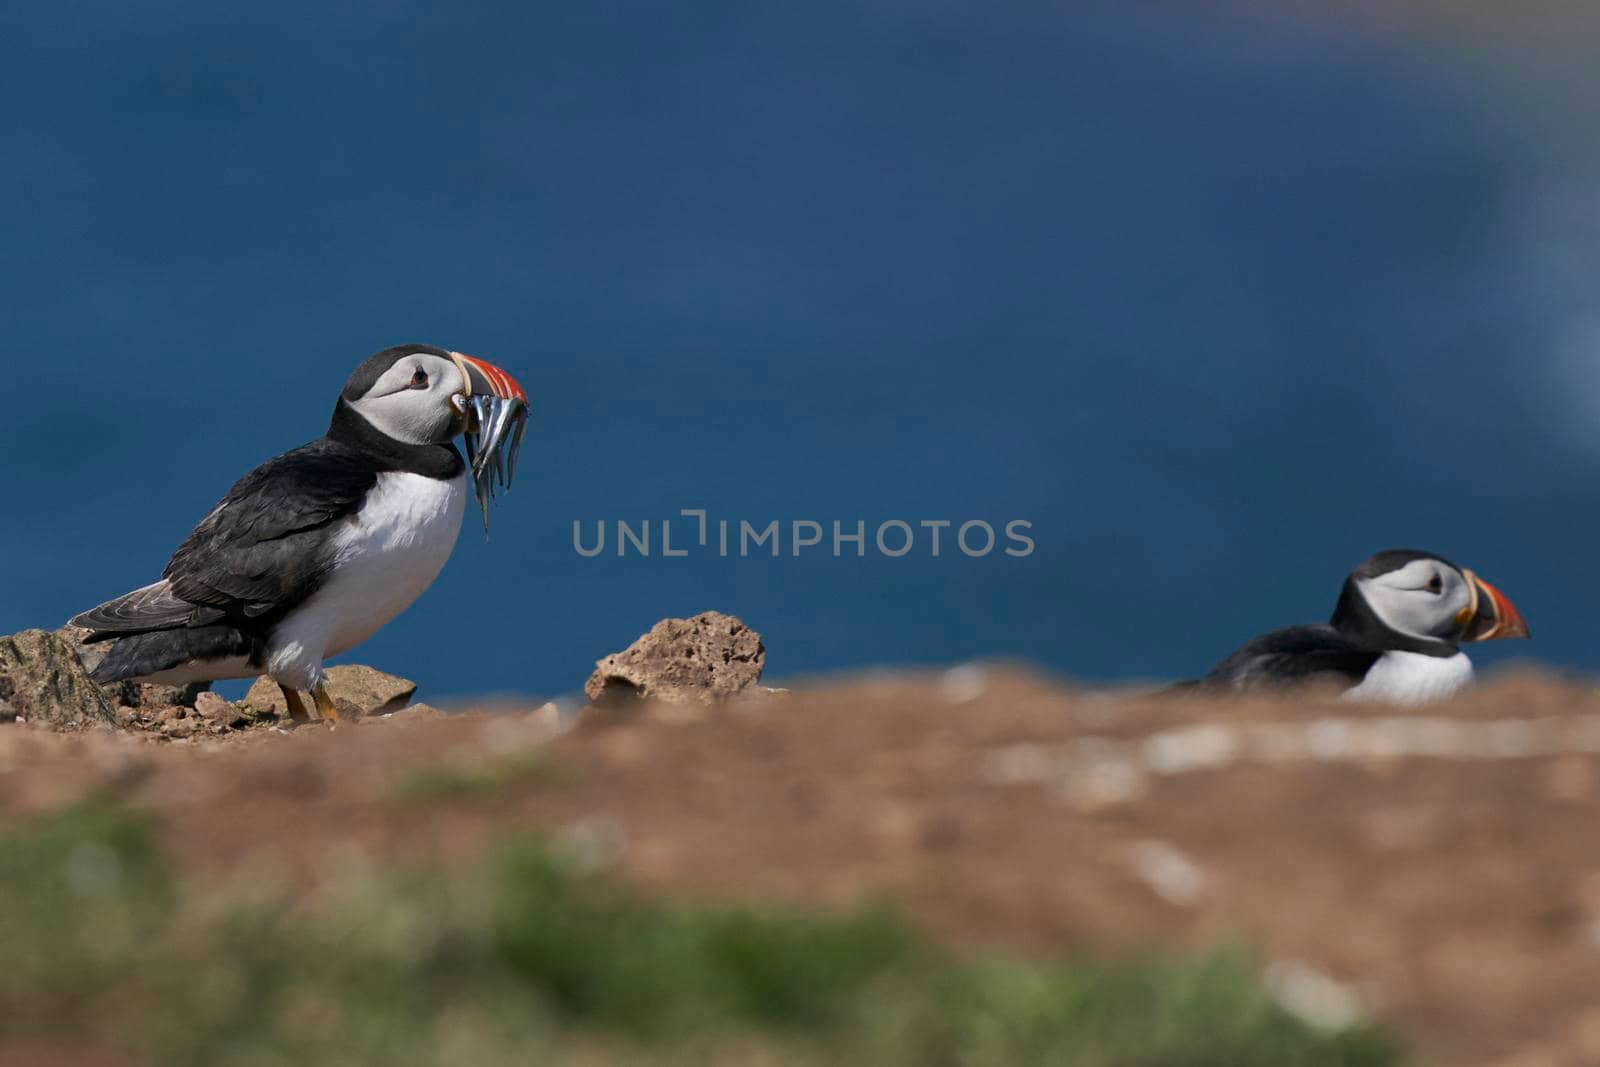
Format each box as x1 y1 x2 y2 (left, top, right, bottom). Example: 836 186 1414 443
5 668 1600 1067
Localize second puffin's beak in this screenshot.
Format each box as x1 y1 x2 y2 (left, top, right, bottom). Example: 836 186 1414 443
1459 570 1530 642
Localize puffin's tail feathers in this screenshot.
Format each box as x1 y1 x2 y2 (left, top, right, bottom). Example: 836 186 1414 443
70 580 224 638
88 626 256 685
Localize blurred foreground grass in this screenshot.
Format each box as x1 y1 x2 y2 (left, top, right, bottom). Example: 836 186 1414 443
0 804 1402 1066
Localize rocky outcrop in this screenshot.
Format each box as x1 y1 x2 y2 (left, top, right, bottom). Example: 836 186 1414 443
0 630 119 728
9 624 422 735
242 665 418 719
585 612 765 707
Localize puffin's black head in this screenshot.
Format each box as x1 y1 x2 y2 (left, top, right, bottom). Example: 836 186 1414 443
1332 548 1529 650
338 344 532 534
339 344 527 447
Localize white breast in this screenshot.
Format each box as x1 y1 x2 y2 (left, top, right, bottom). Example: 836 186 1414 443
1342 650 1474 706
266 470 466 689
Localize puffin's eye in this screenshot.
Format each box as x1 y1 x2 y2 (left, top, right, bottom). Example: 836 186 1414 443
410 368 429 388
1427 574 1443 594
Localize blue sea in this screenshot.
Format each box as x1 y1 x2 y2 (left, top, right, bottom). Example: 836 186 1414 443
3 1 1595 699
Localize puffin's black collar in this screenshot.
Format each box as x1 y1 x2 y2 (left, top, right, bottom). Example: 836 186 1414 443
325 400 464 480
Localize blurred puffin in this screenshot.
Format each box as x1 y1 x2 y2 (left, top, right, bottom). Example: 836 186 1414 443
1195 549 1528 703
70 344 529 722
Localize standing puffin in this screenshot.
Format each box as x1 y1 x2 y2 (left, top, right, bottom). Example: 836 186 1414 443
70 344 529 722
1194 549 1529 703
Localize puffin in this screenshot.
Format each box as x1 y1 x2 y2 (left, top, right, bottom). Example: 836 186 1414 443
69 344 529 722
1192 549 1529 703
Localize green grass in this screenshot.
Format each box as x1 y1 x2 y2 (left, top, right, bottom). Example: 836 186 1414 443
0 805 1405 1066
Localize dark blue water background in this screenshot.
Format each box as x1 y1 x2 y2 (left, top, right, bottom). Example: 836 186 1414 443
4 2 1593 698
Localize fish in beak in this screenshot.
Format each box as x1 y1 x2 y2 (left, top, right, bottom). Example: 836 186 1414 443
449 352 531 534
1458 570 1530 642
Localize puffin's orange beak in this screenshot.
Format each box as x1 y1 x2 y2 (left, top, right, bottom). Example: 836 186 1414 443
1460 571 1530 642
450 352 528 402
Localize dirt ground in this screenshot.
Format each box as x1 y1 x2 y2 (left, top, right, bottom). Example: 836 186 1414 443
6 668 1600 1067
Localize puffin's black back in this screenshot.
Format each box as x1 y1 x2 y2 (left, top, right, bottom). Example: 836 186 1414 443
1199 624 1382 690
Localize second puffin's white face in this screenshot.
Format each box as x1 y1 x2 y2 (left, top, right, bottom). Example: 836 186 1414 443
1356 558 1472 640
346 352 466 446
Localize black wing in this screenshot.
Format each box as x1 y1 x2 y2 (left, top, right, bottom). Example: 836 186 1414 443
163 441 379 617
69 578 226 633
73 440 378 636
1199 624 1380 691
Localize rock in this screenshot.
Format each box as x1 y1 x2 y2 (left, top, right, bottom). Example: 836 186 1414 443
55 623 108 676
357 701 448 726
241 681 284 717
194 691 249 729
242 665 418 719
138 680 210 708
159 712 198 739
530 702 563 729
0 630 119 728
585 612 765 707
112 680 211 710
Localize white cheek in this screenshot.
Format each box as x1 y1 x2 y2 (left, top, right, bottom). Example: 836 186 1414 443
356 392 443 444
1362 585 1441 639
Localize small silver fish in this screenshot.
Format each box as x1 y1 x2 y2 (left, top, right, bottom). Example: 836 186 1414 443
461 393 530 535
